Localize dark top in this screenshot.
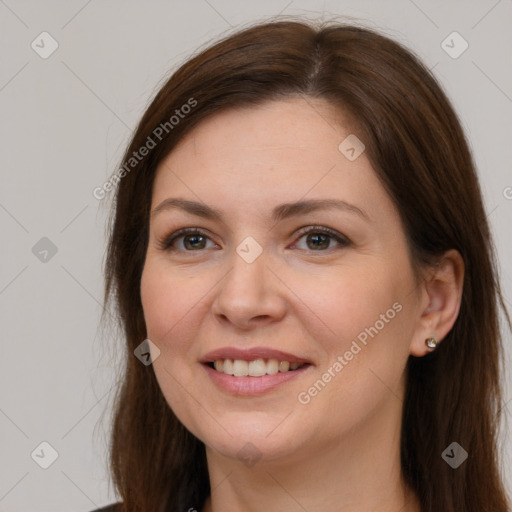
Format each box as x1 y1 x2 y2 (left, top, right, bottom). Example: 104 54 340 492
90 504 121 512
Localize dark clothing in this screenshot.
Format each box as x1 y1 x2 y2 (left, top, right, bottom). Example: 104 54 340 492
90 504 121 512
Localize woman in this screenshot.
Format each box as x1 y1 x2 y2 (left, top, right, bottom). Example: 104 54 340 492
96 18 511 512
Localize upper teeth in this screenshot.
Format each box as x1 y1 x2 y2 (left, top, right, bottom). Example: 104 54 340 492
213 359 304 377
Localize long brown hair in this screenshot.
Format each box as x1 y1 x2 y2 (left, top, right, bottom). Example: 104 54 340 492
101 18 510 512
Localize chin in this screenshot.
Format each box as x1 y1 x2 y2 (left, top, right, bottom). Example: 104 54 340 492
196 413 311 466
204 436 295 467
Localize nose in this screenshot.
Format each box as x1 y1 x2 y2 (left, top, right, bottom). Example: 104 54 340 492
211 247 286 331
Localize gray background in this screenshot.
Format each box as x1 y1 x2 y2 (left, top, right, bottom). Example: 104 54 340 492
0 1 511 510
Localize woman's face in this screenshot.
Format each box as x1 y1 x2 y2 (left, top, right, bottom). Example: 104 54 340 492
141 97 427 465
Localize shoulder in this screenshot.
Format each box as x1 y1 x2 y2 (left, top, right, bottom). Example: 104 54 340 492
89 504 122 512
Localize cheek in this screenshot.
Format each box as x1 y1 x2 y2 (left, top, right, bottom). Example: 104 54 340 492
298 262 406 350
140 259 210 430
140 259 205 356
301 259 416 400
294 270 412 426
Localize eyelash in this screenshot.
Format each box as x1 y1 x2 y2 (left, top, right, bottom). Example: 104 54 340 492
157 226 351 253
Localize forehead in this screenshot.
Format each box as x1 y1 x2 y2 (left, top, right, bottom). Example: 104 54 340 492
170 97 355 160
150 98 396 228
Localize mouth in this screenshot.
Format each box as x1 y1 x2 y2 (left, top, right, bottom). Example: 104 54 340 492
200 347 313 396
200 347 314 397
204 359 311 377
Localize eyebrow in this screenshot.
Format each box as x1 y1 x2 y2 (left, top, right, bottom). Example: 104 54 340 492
151 197 370 223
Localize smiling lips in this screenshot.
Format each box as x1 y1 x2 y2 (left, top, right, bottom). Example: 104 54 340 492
200 347 313 395
211 358 304 377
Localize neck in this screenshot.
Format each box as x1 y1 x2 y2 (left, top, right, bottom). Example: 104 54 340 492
201 387 420 512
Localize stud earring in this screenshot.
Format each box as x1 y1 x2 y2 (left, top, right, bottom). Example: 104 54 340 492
425 337 438 350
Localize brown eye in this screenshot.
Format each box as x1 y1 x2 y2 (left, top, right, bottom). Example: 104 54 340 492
304 232 331 250
158 229 215 251
158 226 350 253
292 226 351 252
181 233 208 250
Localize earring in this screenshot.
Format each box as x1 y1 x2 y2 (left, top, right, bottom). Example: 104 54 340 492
425 337 438 350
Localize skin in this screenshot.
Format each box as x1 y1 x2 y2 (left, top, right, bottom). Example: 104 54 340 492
140 97 464 512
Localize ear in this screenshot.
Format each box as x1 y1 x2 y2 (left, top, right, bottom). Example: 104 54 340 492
409 249 465 357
